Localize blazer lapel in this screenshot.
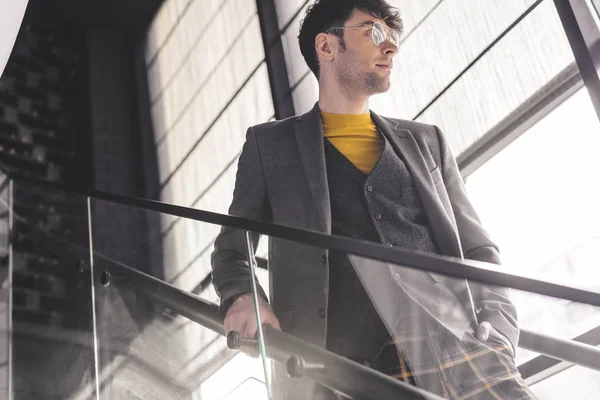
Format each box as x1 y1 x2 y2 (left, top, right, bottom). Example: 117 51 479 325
294 103 331 233
371 111 462 258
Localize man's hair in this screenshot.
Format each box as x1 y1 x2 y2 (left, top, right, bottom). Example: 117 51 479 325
298 0 403 79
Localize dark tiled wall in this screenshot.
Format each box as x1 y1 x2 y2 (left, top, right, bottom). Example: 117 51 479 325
0 11 88 185
0 6 97 400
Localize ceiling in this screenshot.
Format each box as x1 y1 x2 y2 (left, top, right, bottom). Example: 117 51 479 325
28 0 165 37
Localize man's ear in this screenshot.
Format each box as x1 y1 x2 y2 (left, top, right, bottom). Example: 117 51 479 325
315 32 335 62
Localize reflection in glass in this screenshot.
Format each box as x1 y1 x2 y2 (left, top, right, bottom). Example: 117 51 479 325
94 275 196 400
10 180 96 399
348 252 599 399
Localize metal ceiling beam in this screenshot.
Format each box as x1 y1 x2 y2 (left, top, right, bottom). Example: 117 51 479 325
256 0 296 120
554 0 600 122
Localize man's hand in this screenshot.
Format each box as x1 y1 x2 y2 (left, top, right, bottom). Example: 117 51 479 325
476 321 495 342
477 321 515 356
224 293 281 339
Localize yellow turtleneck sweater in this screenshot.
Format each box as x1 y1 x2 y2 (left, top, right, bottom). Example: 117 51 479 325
321 111 384 174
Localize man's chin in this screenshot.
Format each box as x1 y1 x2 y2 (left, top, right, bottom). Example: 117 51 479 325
380 80 391 93
370 80 391 95
363 73 391 95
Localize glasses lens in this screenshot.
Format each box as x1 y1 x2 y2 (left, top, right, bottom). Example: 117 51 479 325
390 30 400 46
372 22 386 46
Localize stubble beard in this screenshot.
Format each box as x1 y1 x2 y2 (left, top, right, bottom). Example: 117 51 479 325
365 71 390 93
337 49 390 98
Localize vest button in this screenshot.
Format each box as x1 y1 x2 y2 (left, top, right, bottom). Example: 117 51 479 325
318 308 326 319
374 213 382 220
366 185 373 192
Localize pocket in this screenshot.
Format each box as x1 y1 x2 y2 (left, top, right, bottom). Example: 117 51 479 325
430 165 443 184
486 329 515 358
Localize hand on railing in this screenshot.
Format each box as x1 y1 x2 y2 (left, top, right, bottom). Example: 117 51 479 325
223 292 281 356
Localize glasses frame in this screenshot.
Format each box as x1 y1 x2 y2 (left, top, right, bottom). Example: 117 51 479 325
326 21 400 47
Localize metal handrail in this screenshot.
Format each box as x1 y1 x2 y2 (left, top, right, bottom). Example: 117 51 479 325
519 325 600 382
519 330 600 371
11 173 600 309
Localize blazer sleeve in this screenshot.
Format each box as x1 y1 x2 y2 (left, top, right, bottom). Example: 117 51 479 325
434 125 520 353
211 126 270 315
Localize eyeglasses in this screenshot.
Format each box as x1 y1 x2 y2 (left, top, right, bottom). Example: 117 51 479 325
326 21 401 47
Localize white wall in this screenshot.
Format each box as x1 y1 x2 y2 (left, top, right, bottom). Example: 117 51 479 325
0 0 28 78
145 0 274 288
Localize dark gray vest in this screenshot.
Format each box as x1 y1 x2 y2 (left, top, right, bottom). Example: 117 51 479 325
324 133 439 359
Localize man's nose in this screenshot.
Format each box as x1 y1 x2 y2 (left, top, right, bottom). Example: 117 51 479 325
383 41 398 56
381 34 398 55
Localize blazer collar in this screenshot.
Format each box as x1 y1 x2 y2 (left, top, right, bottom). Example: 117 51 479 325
294 103 331 233
370 110 408 138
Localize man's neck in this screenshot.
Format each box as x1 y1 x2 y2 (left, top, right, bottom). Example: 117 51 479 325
318 80 370 115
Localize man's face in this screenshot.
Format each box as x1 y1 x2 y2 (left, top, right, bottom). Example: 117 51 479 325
332 9 398 97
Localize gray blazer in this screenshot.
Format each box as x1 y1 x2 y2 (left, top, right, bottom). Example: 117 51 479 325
211 103 518 381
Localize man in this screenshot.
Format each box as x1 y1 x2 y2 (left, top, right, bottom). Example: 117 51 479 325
211 0 535 398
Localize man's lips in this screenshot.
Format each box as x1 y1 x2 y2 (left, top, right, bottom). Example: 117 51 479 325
376 63 392 70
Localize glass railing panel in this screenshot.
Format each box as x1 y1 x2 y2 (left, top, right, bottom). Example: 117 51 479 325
10 179 96 399
219 377 268 399
512 296 600 366
238 229 271 399
198 356 268 400
347 251 600 399
252 235 600 399
89 198 270 399
92 264 214 400
528 364 600 397
0 174 10 399
511 285 600 398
